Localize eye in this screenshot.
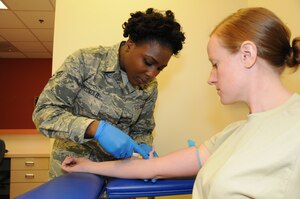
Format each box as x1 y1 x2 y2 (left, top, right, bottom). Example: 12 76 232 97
144 59 153 66
212 63 218 68
157 67 164 72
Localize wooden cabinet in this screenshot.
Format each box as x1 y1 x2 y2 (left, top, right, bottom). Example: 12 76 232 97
0 133 50 199
10 157 49 199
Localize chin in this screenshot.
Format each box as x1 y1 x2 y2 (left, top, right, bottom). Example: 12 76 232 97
128 80 137 87
220 97 235 105
221 101 237 106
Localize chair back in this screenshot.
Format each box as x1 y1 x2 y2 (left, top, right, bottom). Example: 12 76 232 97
0 139 5 163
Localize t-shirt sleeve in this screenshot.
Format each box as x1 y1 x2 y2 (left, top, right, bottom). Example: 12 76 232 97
204 120 245 154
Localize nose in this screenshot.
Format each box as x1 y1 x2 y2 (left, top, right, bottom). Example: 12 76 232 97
145 67 159 79
207 68 217 85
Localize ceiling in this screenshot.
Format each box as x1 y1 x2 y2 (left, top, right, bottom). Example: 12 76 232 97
0 0 55 59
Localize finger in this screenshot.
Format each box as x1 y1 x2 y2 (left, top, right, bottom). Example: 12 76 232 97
132 141 149 159
150 146 159 157
62 157 73 166
153 151 159 157
120 151 131 159
61 163 70 171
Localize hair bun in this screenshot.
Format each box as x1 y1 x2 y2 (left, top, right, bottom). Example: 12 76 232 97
292 37 300 64
286 37 300 68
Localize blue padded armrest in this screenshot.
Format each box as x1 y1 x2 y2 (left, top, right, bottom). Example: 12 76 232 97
15 172 105 199
105 178 195 198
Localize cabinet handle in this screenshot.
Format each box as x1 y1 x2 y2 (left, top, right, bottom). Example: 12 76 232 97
25 173 35 179
25 161 35 166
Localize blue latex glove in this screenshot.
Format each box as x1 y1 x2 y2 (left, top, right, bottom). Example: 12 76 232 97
94 121 148 159
138 143 158 158
139 143 159 183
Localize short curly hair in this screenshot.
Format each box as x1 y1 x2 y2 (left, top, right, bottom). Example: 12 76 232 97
122 8 185 55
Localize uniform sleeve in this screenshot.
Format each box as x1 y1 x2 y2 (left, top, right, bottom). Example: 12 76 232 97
32 49 94 143
129 81 158 145
203 120 245 154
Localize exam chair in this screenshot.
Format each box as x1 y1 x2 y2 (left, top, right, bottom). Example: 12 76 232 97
0 139 6 163
15 172 105 199
15 172 195 199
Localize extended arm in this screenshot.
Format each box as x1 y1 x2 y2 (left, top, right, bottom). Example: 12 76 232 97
62 144 210 179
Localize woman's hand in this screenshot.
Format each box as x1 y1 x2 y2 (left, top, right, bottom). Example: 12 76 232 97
61 157 92 173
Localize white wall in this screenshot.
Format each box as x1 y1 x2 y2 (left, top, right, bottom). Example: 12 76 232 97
53 0 300 157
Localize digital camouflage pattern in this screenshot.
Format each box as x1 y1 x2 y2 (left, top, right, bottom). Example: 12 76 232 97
33 42 157 179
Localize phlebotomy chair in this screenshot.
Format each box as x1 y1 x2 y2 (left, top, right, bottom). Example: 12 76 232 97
105 178 195 198
15 172 195 199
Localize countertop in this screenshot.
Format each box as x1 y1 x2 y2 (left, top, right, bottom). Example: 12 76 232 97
0 134 51 158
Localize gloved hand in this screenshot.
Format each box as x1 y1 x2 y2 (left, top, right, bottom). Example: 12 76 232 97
138 143 159 183
94 121 148 159
138 143 158 158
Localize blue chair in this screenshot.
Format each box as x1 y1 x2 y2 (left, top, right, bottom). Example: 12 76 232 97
105 178 195 198
15 172 105 199
15 172 195 199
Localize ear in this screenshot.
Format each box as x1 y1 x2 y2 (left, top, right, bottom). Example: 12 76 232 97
240 41 257 68
125 39 135 51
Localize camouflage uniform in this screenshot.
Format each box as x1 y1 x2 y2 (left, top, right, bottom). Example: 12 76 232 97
33 42 157 179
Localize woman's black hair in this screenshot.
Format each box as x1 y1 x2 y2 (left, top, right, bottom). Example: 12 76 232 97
123 8 185 55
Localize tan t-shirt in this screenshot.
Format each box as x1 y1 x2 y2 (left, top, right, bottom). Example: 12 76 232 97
193 93 300 199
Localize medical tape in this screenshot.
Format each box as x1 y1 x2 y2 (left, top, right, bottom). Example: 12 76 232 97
188 139 202 169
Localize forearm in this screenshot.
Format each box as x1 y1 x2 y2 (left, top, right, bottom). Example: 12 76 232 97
35 109 94 142
85 120 99 138
33 93 94 142
33 77 95 142
84 158 159 179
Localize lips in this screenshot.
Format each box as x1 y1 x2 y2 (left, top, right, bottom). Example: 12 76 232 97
136 77 145 85
136 76 150 85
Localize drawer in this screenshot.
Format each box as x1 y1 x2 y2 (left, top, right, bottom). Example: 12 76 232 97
11 170 49 182
10 182 44 199
11 157 49 170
